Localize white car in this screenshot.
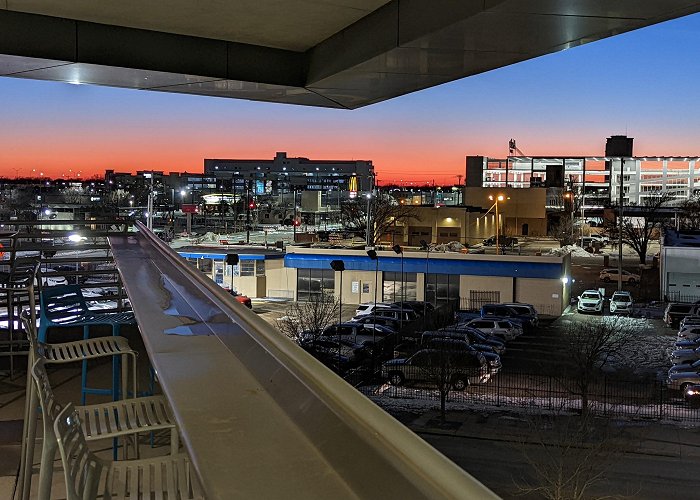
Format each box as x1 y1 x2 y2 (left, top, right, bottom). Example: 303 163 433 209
609 291 633 315
577 290 603 314
354 302 402 317
465 318 520 342
599 268 640 284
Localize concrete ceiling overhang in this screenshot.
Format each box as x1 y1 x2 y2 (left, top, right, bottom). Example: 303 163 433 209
1 1 699 109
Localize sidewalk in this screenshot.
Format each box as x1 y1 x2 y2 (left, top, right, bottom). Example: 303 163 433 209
392 406 700 460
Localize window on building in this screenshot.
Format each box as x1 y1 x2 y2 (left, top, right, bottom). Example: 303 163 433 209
424 274 460 305
238 259 266 277
383 272 417 302
297 268 335 301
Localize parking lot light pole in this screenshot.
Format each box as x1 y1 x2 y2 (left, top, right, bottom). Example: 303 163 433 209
392 244 403 339
420 240 430 321
367 249 379 372
488 194 505 255
330 260 345 373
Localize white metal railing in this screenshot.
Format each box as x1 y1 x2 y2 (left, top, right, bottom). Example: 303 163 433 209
109 222 498 500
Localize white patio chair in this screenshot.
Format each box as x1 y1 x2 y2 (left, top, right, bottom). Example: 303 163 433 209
32 358 180 500
54 403 201 500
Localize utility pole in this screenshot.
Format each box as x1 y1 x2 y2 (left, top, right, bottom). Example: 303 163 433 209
246 179 251 244
618 158 624 292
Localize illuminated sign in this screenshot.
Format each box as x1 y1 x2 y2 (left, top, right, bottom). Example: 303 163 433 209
349 175 358 199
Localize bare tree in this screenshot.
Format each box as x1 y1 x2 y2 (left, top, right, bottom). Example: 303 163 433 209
275 294 340 343
560 317 640 416
419 347 482 421
514 411 634 500
679 195 700 230
61 186 84 204
548 215 576 247
604 192 672 264
341 193 420 245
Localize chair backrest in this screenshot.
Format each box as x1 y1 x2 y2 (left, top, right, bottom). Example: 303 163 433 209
20 309 45 361
40 284 89 326
30 359 63 431
53 403 105 500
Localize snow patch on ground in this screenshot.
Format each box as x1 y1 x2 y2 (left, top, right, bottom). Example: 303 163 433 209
546 244 594 257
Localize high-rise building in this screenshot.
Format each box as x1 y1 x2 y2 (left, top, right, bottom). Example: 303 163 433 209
204 152 374 196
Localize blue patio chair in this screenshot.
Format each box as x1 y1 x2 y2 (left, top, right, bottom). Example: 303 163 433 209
39 284 136 404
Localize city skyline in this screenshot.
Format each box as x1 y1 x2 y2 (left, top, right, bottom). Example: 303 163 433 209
1 13 700 184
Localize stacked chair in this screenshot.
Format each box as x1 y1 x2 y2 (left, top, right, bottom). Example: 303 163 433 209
38 284 137 403
19 303 202 499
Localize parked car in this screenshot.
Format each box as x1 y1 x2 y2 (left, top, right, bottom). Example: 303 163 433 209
680 316 700 330
670 346 700 365
599 268 640 283
674 337 700 349
666 370 700 394
392 301 435 316
438 326 506 354
684 384 700 407
465 318 520 341
609 291 633 315
350 315 401 333
355 302 398 317
422 338 502 374
481 303 537 330
577 290 604 314
500 303 539 327
676 326 700 341
381 348 489 390
669 358 700 374
228 290 252 308
320 322 396 339
363 307 418 323
300 338 370 371
483 236 518 247
421 330 502 356
664 303 695 328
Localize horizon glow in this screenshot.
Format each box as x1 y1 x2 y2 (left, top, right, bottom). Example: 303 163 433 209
1 14 700 184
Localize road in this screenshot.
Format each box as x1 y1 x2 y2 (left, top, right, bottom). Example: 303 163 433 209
421 431 700 499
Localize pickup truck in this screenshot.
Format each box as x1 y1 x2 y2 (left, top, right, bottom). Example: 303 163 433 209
455 303 538 331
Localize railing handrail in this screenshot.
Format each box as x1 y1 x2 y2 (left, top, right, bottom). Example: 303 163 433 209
110 221 497 499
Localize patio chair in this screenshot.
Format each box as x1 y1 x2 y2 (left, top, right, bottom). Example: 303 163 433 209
54 403 198 500
32 359 180 500
0 257 39 378
17 310 139 500
38 284 136 403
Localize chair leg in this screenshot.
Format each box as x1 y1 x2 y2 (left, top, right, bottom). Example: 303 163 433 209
17 354 35 500
37 417 57 500
19 385 39 500
81 325 90 405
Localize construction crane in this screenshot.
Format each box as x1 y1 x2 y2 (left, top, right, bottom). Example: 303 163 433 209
508 138 525 157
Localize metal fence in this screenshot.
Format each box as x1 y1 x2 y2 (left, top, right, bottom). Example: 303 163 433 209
666 291 700 304
358 369 700 423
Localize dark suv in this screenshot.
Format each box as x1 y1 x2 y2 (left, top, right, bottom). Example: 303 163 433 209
483 236 518 247
481 303 537 330
381 348 489 390
664 303 696 328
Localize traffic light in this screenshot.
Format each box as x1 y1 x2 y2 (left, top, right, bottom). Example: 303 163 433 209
248 200 256 209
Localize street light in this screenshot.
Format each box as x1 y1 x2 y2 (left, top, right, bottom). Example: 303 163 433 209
330 260 345 373
564 191 575 241
366 249 379 372
420 240 431 320
392 244 404 338
488 194 507 255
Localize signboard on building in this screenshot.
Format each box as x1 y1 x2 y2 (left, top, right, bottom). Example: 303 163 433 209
349 175 358 199
182 204 199 213
352 281 359 293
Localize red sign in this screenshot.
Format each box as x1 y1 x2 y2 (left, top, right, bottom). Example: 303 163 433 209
182 204 199 213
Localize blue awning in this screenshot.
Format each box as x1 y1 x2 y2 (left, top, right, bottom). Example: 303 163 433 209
178 252 269 261
284 253 562 279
